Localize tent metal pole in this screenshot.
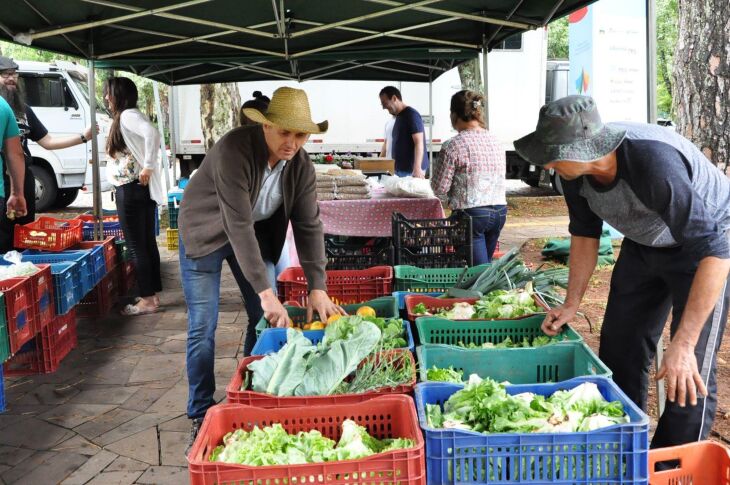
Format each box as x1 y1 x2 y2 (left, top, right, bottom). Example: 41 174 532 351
153 82 171 193
87 52 103 239
646 0 657 124
482 37 490 130
169 85 177 184
428 78 433 175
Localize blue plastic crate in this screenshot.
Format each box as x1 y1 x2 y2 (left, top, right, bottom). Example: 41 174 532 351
84 209 159 237
22 251 94 298
392 291 442 310
415 376 649 484
47 262 80 315
252 321 415 356
0 364 4 413
72 247 105 285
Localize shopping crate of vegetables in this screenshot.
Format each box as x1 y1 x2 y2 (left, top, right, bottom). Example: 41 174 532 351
648 441 730 485
253 313 415 355
415 376 649 484
416 314 582 347
406 283 549 322
227 348 416 406
277 266 393 306
187 396 425 485
254 297 398 337
417 341 611 385
394 264 490 293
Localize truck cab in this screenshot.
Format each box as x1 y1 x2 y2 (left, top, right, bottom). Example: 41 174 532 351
16 60 110 211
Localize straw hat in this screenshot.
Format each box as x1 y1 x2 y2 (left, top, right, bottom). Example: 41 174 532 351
243 87 328 134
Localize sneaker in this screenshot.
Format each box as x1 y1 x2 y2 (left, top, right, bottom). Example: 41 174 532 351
185 418 204 458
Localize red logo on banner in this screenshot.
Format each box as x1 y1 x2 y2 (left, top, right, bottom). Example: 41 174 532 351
568 7 588 23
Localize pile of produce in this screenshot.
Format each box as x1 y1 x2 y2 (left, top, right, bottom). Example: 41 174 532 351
426 375 628 434
426 366 464 383
413 283 543 320
457 334 565 349
210 419 415 465
326 315 408 349
442 248 568 307
246 322 412 396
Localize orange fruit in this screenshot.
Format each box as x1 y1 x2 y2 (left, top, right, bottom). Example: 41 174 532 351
303 323 312 330
356 306 376 318
310 321 325 330
327 314 343 325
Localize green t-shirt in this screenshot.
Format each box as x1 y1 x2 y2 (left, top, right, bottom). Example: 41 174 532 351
0 97 20 198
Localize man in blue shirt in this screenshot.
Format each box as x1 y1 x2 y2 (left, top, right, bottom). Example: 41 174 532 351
514 95 730 448
0 96 27 223
379 86 428 177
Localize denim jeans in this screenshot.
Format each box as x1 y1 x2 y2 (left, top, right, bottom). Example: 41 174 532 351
463 205 507 264
180 238 275 419
115 182 162 297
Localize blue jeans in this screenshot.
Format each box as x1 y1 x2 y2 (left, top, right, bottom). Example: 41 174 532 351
179 238 275 419
463 206 507 265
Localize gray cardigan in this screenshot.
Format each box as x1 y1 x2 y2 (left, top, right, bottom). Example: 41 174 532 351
178 125 327 293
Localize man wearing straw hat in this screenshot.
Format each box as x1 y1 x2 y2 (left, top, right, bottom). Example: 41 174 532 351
179 87 344 450
514 95 730 448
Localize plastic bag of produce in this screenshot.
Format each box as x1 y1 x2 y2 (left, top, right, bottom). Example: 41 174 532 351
0 251 40 279
381 175 434 198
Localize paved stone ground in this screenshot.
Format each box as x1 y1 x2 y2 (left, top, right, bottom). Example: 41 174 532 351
1 235 244 485
0 212 569 484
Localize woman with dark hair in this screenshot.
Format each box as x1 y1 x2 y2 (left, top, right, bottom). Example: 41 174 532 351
103 76 165 315
239 91 270 126
431 89 507 264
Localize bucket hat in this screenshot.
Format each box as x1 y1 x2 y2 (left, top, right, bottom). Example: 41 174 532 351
0 57 19 71
513 95 625 166
243 87 328 134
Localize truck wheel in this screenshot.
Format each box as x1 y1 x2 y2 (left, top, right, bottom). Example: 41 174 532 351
550 172 564 195
30 165 57 213
523 176 541 188
55 188 79 209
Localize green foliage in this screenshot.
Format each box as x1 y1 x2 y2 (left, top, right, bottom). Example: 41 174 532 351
656 0 678 119
548 17 569 59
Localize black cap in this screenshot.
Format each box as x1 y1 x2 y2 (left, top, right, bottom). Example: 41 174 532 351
0 57 19 71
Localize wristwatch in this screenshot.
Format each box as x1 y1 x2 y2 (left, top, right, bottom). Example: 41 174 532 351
80 133 88 143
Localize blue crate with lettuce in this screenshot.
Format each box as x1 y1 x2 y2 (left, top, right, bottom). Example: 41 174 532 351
415 376 649 484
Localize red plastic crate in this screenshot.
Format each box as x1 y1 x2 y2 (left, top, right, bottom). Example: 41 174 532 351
117 261 136 296
74 237 117 273
649 441 730 485
277 266 393 306
188 395 425 485
14 217 83 251
227 349 416 406
0 277 35 354
4 309 77 375
404 294 549 322
74 214 119 223
28 264 54 334
77 266 119 318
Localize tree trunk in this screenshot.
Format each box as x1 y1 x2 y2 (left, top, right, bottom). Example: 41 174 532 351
673 0 730 168
200 84 216 150
457 58 483 94
224 83 242 129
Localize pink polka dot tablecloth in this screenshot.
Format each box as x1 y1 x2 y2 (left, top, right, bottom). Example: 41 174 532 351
317 189 445 237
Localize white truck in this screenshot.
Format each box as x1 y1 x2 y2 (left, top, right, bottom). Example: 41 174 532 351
16 60 110 211
171 30 565 189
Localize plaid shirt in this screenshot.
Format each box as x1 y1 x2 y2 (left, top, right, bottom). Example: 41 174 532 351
431 129 506 209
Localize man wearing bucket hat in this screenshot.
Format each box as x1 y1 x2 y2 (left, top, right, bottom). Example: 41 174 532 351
178 87 344 451
514 95 730 448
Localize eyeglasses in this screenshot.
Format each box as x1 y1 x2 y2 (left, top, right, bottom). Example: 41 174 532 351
0 71 19 79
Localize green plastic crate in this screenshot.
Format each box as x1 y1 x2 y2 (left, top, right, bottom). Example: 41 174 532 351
0 294 7 363
415 315 583 346
254 296 399 337
114 240 130 262
417 341 611 384
393 264 489 292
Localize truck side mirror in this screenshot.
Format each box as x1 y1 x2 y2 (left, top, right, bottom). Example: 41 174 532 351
49 79 65 109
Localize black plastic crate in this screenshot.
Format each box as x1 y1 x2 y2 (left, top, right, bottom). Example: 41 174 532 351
392 212 473 268
324 235 393 270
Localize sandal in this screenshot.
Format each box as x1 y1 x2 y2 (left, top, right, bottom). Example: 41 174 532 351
121 304 159 316
134 296 161 306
